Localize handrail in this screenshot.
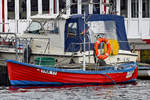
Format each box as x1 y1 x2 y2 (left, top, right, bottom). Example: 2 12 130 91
0 33 51 62
0 32 18 60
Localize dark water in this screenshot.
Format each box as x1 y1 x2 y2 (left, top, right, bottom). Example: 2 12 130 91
0 80 150 100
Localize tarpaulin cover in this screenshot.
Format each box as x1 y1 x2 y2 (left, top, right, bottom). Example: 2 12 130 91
65 14 130 52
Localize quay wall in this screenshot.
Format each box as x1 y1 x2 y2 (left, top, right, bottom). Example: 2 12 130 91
0 65 10 86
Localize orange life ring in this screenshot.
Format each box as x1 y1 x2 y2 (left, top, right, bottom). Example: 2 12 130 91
94 38 111 60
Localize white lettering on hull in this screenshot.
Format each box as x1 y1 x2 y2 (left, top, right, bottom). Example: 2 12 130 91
37 69 57 75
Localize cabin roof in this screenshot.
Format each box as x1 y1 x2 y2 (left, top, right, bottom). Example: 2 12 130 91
30 14 123 21
30 14 70 20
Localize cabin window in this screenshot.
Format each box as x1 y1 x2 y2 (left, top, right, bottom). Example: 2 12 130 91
67 23 77 38
88 21 117 42
31 0 38 16
19 0 27 19
26 22 41 34
120 0 128 18
59 0 66 14
71 0 78 14
42 0 49 14
131 0 139 18
142 0 150 18
8 0 15 19
93 0 100 14
82 0 89 14
43 21 59 34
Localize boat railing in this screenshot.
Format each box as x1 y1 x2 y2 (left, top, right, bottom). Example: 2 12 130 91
16 37 51 63
0 32 18 59
0 33 51 62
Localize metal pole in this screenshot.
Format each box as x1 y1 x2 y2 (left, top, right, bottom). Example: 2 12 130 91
17 20 19 33
15 38 19 61
88 41 90 63
83 12 86 71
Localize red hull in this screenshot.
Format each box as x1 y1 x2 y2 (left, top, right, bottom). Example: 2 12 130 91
7 60 138 86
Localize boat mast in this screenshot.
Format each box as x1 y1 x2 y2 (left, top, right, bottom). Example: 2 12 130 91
83 12 86 71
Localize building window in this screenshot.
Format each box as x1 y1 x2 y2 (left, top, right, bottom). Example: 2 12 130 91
59 0 66 14
54 0 57 14
42 0 49 14
120 0 128 18
93 0 100 14
131 0 139 18
142 0 150 18
109 0 117 14
19 0 27 19
31 0 38 16
8 0 15 19
82 0 89 14
71 0 77 14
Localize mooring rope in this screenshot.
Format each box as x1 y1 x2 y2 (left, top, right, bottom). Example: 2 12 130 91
103 74 116 85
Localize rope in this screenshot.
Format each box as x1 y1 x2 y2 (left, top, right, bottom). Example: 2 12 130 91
103 74 116 85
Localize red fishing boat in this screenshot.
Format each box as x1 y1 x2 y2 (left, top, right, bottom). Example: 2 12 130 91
7 59 138 86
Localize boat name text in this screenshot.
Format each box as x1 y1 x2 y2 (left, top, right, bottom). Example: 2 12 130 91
37 69 57 75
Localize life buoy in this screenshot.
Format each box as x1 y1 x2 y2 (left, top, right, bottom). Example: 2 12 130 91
94 38 111 60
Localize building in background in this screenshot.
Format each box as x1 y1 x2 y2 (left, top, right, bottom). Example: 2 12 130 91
0 0 150 38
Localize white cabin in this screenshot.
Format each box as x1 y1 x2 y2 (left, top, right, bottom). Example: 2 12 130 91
0 0 150 40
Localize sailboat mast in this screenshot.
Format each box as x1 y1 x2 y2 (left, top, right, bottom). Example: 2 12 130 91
83 12 86 71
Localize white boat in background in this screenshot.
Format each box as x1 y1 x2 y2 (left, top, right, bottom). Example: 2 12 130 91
0 14 137 66
138 63 150 79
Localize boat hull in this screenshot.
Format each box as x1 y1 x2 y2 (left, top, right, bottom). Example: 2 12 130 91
7 60 138 86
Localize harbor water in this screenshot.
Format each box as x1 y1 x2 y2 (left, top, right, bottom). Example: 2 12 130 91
0 80 149 100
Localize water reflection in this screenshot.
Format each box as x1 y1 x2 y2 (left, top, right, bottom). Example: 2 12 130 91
0 80 150 100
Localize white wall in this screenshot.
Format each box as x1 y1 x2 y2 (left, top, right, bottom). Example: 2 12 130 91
141 19 150 39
